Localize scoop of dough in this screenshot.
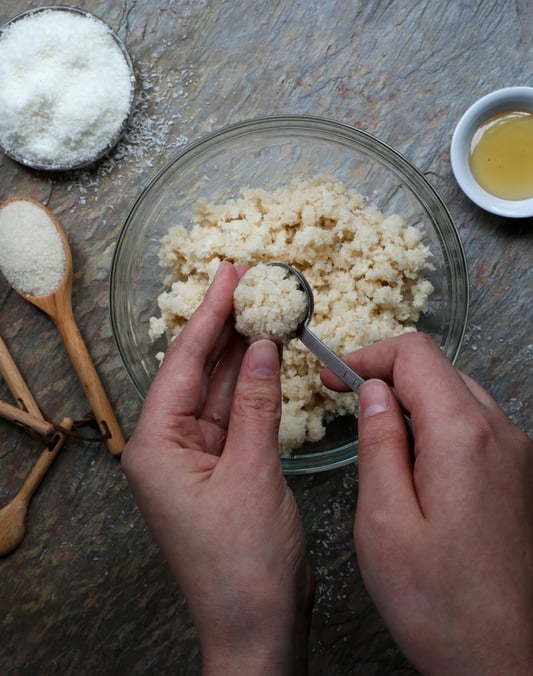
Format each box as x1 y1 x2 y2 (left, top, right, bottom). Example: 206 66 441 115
233 263 308 344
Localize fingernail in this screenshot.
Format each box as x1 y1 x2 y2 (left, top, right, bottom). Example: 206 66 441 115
360 379 391 418
247 340 279 377
213 260 228 280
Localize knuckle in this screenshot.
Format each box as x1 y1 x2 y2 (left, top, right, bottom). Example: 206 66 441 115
359 414 406 453
402 330 438 354
233 385 281 422
457 405 497 451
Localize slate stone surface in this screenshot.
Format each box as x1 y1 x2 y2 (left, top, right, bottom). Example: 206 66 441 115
0 1 531 674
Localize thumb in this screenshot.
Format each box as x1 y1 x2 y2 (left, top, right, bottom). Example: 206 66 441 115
356 380 418 522
223 340 282 467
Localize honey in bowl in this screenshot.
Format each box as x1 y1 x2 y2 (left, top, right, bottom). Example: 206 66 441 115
468 110 533 200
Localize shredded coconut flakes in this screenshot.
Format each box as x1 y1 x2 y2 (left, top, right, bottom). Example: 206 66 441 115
0 9 134 166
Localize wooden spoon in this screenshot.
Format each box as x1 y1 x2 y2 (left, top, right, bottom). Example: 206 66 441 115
0 335 43 418
0 197 125 455
0 417 72 557
0 331 71 555
0 399 55 439
0 335 55 438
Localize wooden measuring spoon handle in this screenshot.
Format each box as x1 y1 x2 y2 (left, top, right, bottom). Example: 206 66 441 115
0 400 54 438
17 418 72 504
54 309 126 455
0 336 43 419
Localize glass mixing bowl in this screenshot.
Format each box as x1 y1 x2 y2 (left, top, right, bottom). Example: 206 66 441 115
110 115 469 474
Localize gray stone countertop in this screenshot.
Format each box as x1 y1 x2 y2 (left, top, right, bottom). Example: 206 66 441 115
0 1 531 674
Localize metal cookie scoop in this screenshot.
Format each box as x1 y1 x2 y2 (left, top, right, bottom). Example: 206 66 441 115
269 262 366 392
269 262 414 445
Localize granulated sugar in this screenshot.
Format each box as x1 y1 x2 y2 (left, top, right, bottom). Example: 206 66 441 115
0 200 66 296
0 8 134 167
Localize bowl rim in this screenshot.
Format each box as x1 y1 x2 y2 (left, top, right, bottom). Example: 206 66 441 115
0 4 137 172
111 114 470 474
450 86 533 218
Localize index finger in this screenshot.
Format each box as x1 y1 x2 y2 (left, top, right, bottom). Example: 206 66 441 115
321 332 479 429
146 261 240 416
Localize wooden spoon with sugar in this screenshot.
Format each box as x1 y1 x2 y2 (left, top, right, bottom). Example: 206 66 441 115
0 197 125 455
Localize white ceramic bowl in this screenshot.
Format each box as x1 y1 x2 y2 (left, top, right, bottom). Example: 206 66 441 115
450 86 533 218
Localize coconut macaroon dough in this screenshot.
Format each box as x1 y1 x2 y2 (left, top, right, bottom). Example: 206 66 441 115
233 263 308 344
149 177 434 453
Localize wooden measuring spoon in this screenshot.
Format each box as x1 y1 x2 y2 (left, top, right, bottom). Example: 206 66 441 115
0 332 70 555
0 399 55 439
0 335 55 438
0 335 43 418
0 417 72 557
0 197 125 455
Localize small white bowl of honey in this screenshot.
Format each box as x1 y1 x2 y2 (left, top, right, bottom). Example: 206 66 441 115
450 86 533 218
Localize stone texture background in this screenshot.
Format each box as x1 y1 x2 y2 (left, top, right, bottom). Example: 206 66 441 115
0 1 531 674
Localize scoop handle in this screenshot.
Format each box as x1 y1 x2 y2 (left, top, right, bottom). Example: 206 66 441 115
299 326 365 392
54 309 126 455
299 326 414 447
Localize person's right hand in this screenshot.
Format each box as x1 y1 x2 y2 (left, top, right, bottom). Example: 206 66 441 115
322 333 533 676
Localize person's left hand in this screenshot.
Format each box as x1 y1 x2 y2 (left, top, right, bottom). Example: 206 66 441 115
122 261 314 676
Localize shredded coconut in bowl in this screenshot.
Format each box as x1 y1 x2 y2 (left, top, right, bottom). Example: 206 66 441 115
0 8 134 169
149 177 434 453
233 263 308 344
